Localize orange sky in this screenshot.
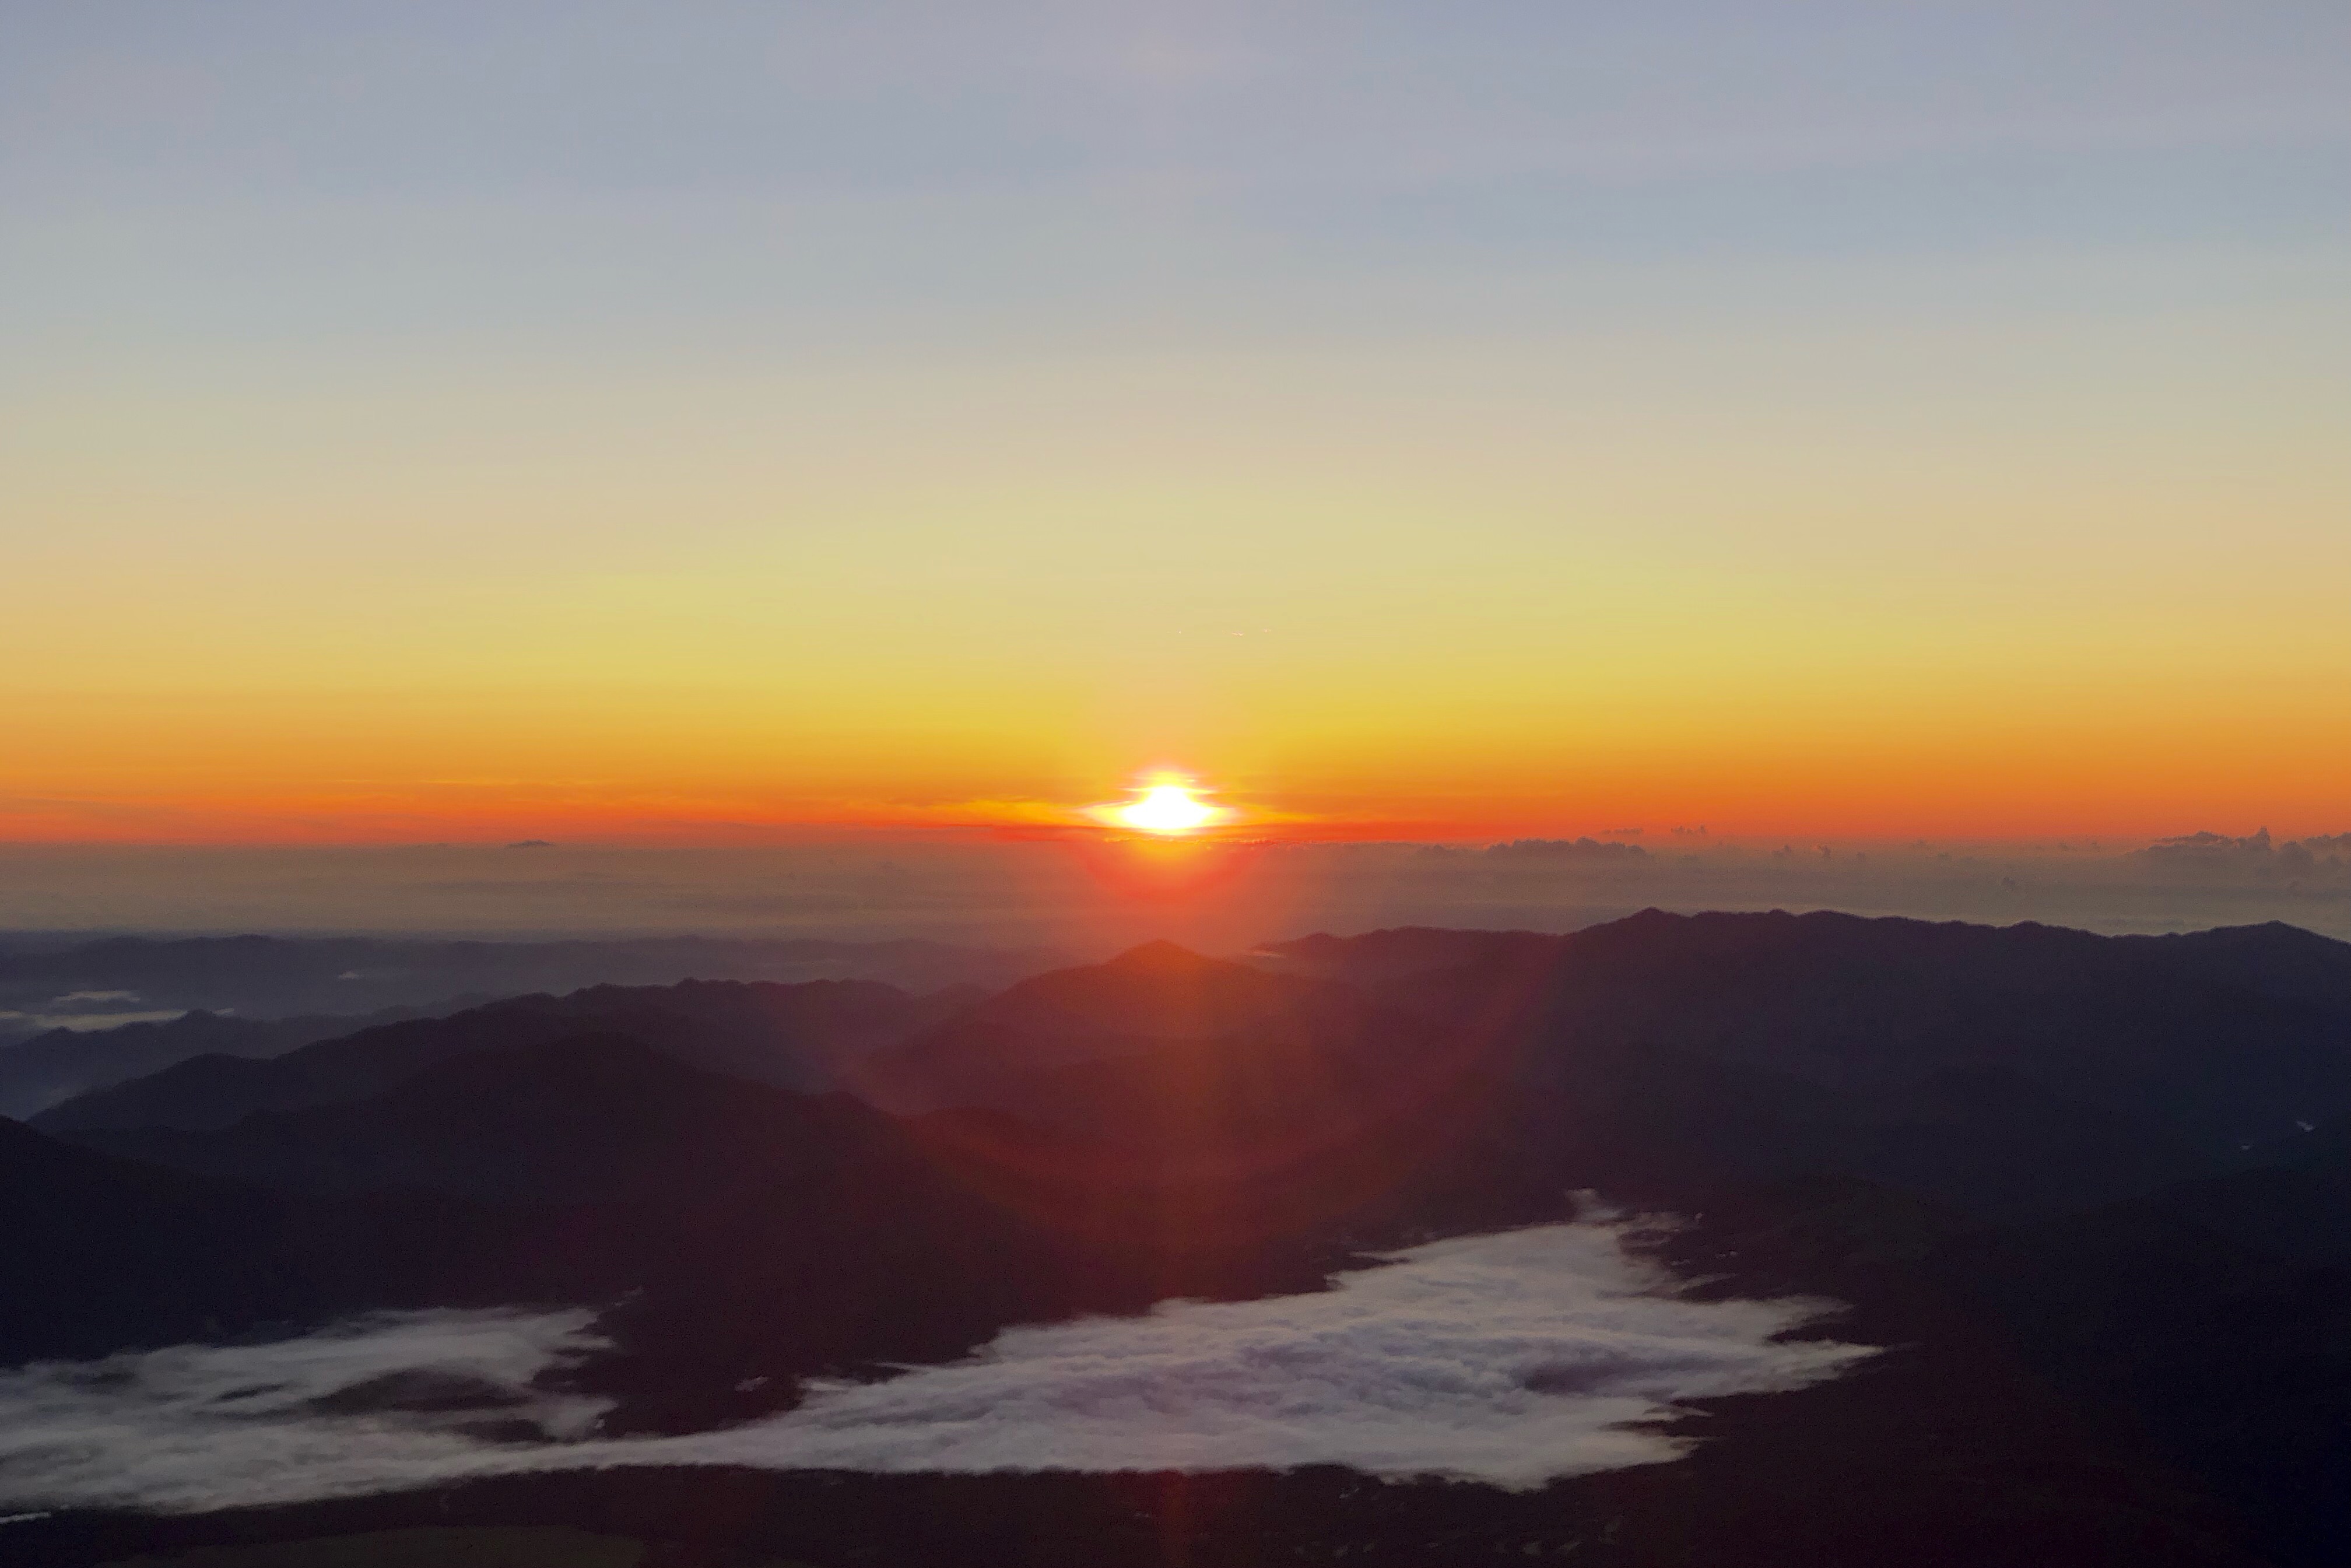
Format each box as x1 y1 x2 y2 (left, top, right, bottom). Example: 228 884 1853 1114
6 474 2345 844
5 8 2347 847
3 682 2343 847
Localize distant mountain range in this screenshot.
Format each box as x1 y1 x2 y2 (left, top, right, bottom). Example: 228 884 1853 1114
0 1002 480 1120
6 910 2350 1565
0 933 1071 1023
37 977 959 1135
0 932 1067 1114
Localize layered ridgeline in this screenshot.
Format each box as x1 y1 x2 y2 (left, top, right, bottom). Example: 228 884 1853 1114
0 1003 469 1122
51 914 2351 1204
5 912 2350 1566
35 978 963 1135
0 932 1067 1116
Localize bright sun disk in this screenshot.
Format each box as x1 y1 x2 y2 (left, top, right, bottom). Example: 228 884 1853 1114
1117 784 1216 834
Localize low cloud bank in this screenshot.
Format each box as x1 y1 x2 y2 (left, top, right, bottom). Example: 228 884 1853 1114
0 1310 610 1516
5 834 2343 952
0 1222 1868 1515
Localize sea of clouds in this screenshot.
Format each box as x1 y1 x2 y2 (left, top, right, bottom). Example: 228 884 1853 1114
0 1221 1870 1516
4 833 2343 953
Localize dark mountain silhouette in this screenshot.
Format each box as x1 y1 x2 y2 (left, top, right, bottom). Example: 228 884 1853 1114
831 914 2351 1225
65 1032 768 1204
0 1114 533 1364
0 1001 475 1119
918 997 2208 1227
3 1037 1257 1434
43 929 2294 1439
1269 910 2351 1165
70 1032 986 1209
851 940 1369 1111
13 913 2351 1563
26 1033 1350 1433
1914 1114 2351 1564
37 977 953 1135
63 913 2348 1232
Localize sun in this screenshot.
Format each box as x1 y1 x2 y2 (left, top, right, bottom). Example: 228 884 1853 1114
1080 772 1233 835
1118 783 1216 834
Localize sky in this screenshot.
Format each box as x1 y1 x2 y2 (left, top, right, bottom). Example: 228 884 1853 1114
5 2 2347 846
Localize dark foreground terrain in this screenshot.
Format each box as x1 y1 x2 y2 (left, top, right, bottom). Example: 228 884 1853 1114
5 911 2349 1566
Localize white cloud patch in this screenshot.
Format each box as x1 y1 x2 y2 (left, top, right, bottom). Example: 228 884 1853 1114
0 1221 1870 1516
0 1310 610 1515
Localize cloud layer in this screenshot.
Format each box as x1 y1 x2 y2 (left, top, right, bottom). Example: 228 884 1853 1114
0 1221 1870 1516
4 836 2344 955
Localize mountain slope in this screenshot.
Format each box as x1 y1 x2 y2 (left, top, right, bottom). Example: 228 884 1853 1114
0 1115 529 1365
1270 910 2351 1166
36 977 948 1134
842 915 2309 1225
851 940 1371 1111
1929 1120 2351 1566
15 914 2351 1562
41 1033 1353 1432
0 1001 475 1119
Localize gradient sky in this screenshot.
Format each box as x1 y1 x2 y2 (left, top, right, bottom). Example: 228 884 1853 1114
5 2 2346 844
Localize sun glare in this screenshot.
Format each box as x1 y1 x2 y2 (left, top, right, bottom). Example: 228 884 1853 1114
1116 783 1217 835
